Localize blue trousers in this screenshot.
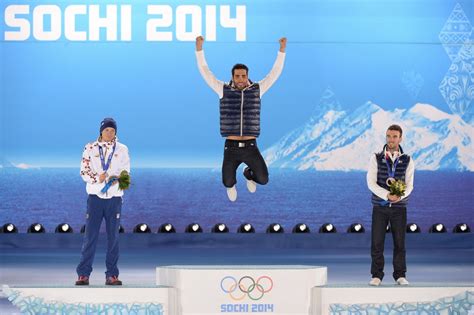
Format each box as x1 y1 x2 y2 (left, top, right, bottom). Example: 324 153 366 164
76 195 122 278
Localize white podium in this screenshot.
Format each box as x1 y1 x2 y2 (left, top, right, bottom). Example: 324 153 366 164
312 286 474 315
156 265 327 315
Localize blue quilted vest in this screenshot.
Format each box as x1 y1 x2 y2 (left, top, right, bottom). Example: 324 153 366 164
371 145 411 207
219 82 261 137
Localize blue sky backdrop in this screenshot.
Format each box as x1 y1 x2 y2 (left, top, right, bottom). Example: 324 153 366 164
1 0 472 167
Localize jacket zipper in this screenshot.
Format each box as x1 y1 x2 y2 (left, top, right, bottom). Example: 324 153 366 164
238 84 253 137
240 90 244 136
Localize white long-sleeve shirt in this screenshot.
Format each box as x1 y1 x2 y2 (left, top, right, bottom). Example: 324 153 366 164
80 138 130 199
195 50 286 98
367 149 415 201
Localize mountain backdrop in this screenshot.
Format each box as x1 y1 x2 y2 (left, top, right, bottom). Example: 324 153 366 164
263 89 474 171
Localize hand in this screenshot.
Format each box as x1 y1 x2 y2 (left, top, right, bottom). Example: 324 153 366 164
196 36 204 51
279 37 287 52
99 172 107 183
387 194 401 203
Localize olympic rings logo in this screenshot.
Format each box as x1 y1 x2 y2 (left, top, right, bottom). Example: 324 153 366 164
220 276 273 301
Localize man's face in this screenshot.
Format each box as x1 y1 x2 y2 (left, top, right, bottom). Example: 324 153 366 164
386 129 402 151
232 69 248 90
101 127 116 142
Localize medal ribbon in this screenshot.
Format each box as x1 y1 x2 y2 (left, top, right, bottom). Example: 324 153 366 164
98 143 116 172
101 178 119 194
385 154 399 180
380 152 400 207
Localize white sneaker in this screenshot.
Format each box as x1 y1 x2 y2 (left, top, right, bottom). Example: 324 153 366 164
246 179 257 193
226 186 237 202
396 277 409 285
243 167 257 193
369 277 381 286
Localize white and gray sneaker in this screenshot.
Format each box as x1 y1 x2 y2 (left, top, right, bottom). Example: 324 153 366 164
396 277 409 285
226 185 237 202
369 277 381 286
246 179 257 193
243 167 257 193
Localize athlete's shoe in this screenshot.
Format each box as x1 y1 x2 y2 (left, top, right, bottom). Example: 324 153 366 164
226 185 237 202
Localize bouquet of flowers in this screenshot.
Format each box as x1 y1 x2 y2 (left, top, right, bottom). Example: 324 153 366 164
116 170 131 190
101 170 131 194
388 179 406 197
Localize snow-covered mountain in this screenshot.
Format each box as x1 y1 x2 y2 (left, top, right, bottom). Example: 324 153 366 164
263 91 474 171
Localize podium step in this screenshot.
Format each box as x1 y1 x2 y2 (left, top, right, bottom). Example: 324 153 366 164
2 285 176 314
156 265 327 315
313 286 474 315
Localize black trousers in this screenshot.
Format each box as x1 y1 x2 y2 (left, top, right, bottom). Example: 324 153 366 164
222 139 269 188
371 206 407 280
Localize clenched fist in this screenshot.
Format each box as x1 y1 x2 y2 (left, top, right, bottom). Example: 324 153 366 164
279 37 287 52
196 36 204 51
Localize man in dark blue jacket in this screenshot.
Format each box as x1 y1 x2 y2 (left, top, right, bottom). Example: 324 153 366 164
367 124 415 286
195 36 286 201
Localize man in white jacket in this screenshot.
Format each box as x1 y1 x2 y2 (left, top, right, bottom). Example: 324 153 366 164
76 118 130 286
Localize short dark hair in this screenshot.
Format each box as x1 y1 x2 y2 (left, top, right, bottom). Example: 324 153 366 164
387 124 403 137
232 64 249 76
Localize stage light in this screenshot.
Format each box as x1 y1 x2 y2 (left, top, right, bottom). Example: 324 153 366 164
429 223 447 233
347 223 365 233
406 223 421 233
133 223 151 233
237 223 255 233
386 224 391 233
28 223 46 233
212 223 229 233
319 223 337 233
55 223 73 233
453 223 470 233
292 223 310 233
266 223 284 234
185 223 202 233
1 223 18 233
158 223 176 233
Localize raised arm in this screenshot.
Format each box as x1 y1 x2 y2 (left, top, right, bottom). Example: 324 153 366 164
259 37 287 97
195 36 224 98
